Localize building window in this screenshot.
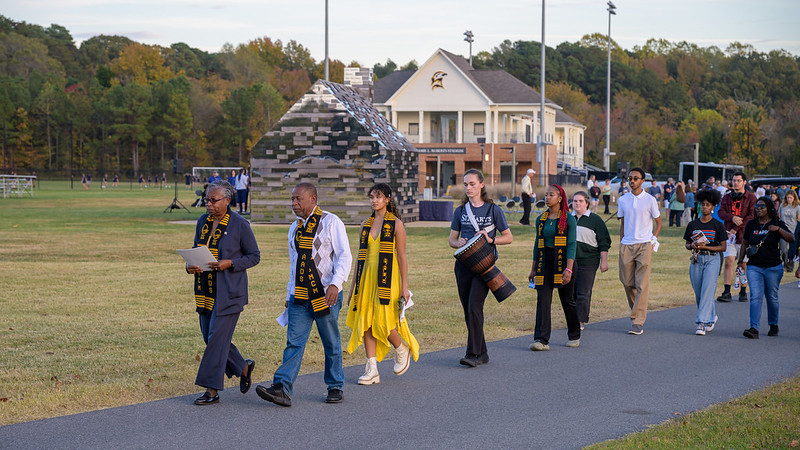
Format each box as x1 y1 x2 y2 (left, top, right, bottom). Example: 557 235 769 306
580 133 583 147
408 123 419 135
474 123 485 136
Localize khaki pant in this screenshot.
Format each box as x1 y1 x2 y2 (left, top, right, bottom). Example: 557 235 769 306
619 242 652 326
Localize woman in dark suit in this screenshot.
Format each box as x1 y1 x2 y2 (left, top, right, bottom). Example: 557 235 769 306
186 180 261 405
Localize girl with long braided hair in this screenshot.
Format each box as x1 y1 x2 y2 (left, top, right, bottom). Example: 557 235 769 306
529 184 581 351
346 183 419 384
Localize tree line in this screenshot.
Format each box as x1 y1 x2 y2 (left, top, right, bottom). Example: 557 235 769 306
1 15 798 178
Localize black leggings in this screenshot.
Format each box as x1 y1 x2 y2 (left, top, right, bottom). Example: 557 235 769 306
454 260 489 356
534 248 581 345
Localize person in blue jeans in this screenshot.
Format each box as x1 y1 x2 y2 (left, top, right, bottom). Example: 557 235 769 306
683 189 726 335
738 196 794 339
256 183 352 406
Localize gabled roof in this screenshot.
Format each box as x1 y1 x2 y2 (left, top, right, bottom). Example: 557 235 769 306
555 110 586 129
317 80 417 153
373 48 559 106
373 70 414 104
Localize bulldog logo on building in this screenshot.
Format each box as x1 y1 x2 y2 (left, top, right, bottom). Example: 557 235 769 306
431 71 447 90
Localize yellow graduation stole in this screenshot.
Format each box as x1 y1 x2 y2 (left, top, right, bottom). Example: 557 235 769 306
534 211 567 286
194 212 230 315
294 206 329 317
352 212 396 312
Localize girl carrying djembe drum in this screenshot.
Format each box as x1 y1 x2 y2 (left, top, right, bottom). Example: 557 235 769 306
346 184 419 384
448 169 513 367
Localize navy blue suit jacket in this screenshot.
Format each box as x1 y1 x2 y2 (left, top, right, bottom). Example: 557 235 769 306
193 209 261 316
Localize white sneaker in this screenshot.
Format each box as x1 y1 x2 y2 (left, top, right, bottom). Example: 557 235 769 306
695 324 706 336
529 341 550 351
705 316 719 332
566 339 580 348
358 357 380 385
393 343 411 375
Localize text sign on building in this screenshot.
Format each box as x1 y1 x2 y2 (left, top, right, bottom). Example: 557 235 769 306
415 147 466 154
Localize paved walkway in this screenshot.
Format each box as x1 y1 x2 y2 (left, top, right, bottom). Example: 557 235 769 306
2 283 799 449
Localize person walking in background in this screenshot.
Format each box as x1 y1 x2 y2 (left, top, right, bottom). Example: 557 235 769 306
663 178 675 210
520 169 536 225
618 179 628 196
683 183 696 226
571 191 611 330
448 169 513 367
529 185 580 350
112 173 119 189
208 171 221 184
235 170 249 214
589 183 601 213
718 172 756 303
256 183 352 406
779 189 800 273
617 168 662 335
668 181 686 227
587 174 596 190
684 189 726 336
602 179 612 214
647 180 662 205
227 170 238 209
185 180 260 405
138 174 144 189
739 197 794 339
81 173 88 190
346 184 419 385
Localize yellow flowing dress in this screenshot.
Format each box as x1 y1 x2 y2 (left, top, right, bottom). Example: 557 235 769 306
346 233 420 362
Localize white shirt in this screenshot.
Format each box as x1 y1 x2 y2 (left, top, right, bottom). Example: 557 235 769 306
286 208 352 301
521 175 533 196
235 174 248 190
617 190 660 245
587 179 595 189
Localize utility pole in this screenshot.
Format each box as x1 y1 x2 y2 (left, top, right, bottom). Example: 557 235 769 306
464 30 474 66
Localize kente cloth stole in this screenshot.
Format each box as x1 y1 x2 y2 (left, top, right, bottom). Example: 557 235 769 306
194 213 230 315
534 211 567 286
294 206 329 318
352 212 396 312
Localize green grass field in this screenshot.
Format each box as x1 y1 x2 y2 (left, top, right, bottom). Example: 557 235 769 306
0 180 797 447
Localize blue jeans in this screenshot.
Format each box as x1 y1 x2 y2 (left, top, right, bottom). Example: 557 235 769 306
746 264 783 330
273 292 343 395
689 253 720 325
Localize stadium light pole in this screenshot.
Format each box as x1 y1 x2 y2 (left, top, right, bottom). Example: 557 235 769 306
538 0 546 186
464 30 474 66
324 0 329 81
604 1 617 172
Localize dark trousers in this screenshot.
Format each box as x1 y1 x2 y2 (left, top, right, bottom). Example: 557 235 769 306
574 262 598 323
534 248 581 345
520 194 532 225
602 195 610 214
196 305 246 390
669 209 683 227
454 260 489 356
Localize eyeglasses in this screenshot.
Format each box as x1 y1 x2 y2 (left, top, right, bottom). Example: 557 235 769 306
206 197 227 204
754 204 766 209
627 177 642 181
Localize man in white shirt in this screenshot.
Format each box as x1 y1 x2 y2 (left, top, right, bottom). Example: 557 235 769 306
256 182 352 407
520 168 536 225
617 167 662 335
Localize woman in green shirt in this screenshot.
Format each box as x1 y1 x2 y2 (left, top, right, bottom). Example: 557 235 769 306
528 184 581 351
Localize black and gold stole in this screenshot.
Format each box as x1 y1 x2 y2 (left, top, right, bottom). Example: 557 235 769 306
294 206 329 317
352 212 396 312
534 211 567 286
194 212 230 315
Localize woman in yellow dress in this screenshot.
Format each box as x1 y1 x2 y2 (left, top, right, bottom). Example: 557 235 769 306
346 183 419 385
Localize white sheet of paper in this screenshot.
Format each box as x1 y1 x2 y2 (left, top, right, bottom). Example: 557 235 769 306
400 291 414 321
276 308 289 327
177 246 217 271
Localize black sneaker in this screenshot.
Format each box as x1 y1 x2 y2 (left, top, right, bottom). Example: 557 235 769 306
768 325 779 336
325 388 343 403
743 327 759 339
717 292 732 302
476 353 489 365
256 383 292 407
738 291 748 302
459 354 480 367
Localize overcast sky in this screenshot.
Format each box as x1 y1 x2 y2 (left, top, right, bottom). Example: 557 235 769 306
5 0 799 66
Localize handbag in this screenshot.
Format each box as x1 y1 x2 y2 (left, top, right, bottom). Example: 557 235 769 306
745 242 762 259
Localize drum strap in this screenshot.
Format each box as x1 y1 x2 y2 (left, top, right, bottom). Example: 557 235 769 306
293 206 329 317
465 202 496 234
352 212 396 309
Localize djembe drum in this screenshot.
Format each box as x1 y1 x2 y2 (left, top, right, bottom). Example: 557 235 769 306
454 234 517 302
